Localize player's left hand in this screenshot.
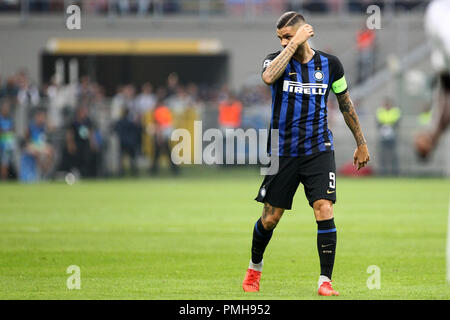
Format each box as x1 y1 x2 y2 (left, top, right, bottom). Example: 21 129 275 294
353 143 370 170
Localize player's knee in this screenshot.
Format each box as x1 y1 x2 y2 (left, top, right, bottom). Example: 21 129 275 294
261 204 284 230
262 216 278 230
313 199 333 221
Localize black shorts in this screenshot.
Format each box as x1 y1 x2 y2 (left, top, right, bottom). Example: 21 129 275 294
255 150 336 209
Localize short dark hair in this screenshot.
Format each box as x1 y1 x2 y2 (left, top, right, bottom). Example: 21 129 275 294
276 11 305 29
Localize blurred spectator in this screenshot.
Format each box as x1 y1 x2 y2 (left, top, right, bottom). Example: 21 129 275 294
135 82 157 116
0 99 16 180
23 109 55 179
29 0 50 12
114 108 141 176
17 72 40 107
137 0 151 15
111 85 126 121
123 84 138 119
166 72 180 98
15 71 40 140
60 105 100 178
376 98 401 176
356 22 377 84
166 86 193 116
83 0 109 14
327 0 345 13
77 76 96 104
218 92 243 165
111 84 138 120
348 0 382 13
149 100 178 175
0 75 19 100
218 92 242 130
417 104 432 127
302 0 329 13
116 0 130 15
0 0 20 12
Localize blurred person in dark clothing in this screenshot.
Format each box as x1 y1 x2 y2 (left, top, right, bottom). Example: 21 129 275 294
60 105 100 178
114 108 141 176
0 75 19 100
166 72 180 98
149 100 178 175
0 100 16 180
30 0 50 12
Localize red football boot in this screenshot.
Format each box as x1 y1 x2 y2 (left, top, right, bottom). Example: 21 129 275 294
242 268 261 292
318 281 340 296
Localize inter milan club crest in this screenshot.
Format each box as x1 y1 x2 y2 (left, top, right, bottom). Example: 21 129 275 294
313 69 324 81
260 187 266 198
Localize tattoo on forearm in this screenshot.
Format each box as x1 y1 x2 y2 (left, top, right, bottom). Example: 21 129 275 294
337 92 366 147
263 42 297 83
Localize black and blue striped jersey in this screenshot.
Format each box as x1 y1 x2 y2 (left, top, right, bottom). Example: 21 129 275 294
262 49 348 157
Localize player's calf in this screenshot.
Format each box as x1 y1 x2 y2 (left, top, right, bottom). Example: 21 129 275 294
243 203 284 292
313 199 338 295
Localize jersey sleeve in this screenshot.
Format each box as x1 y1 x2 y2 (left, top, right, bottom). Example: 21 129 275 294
329 56 348 96
261 52 280 76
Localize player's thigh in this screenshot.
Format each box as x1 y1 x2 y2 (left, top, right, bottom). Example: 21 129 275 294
299 150 337 208
255 157 302 211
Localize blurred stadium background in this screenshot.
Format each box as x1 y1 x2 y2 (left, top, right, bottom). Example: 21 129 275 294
0 0 448 179
0 0 449 300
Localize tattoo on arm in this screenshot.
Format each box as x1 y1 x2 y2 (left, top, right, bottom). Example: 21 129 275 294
262 42 297 84
337 92 367 147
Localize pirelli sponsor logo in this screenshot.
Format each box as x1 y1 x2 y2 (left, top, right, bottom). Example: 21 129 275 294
282 80 328 95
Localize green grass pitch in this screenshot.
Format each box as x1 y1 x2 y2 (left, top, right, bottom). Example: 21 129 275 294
0 168 449 299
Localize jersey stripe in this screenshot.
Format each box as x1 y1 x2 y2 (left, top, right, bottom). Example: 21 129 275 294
311 54 325 153
277 63 292 156
282 61 298 156
319 54 332 151
317 56 330 151
304 58 316 154
299 62 310 155
289 60 303 156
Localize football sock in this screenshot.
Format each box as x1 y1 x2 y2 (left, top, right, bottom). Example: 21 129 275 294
251 218 273 264
248 260 263 272
318 275 331 288
317 218 337 280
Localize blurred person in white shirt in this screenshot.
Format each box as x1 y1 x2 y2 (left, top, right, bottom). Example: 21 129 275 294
135 82 156 116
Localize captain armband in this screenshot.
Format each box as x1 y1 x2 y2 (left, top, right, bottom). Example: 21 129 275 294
331 76 348 94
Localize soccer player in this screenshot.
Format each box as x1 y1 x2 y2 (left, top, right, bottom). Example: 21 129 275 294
242 12 370 296
414 0 450 159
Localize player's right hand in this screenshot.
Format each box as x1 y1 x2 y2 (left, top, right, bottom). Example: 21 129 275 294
292 24 314 46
